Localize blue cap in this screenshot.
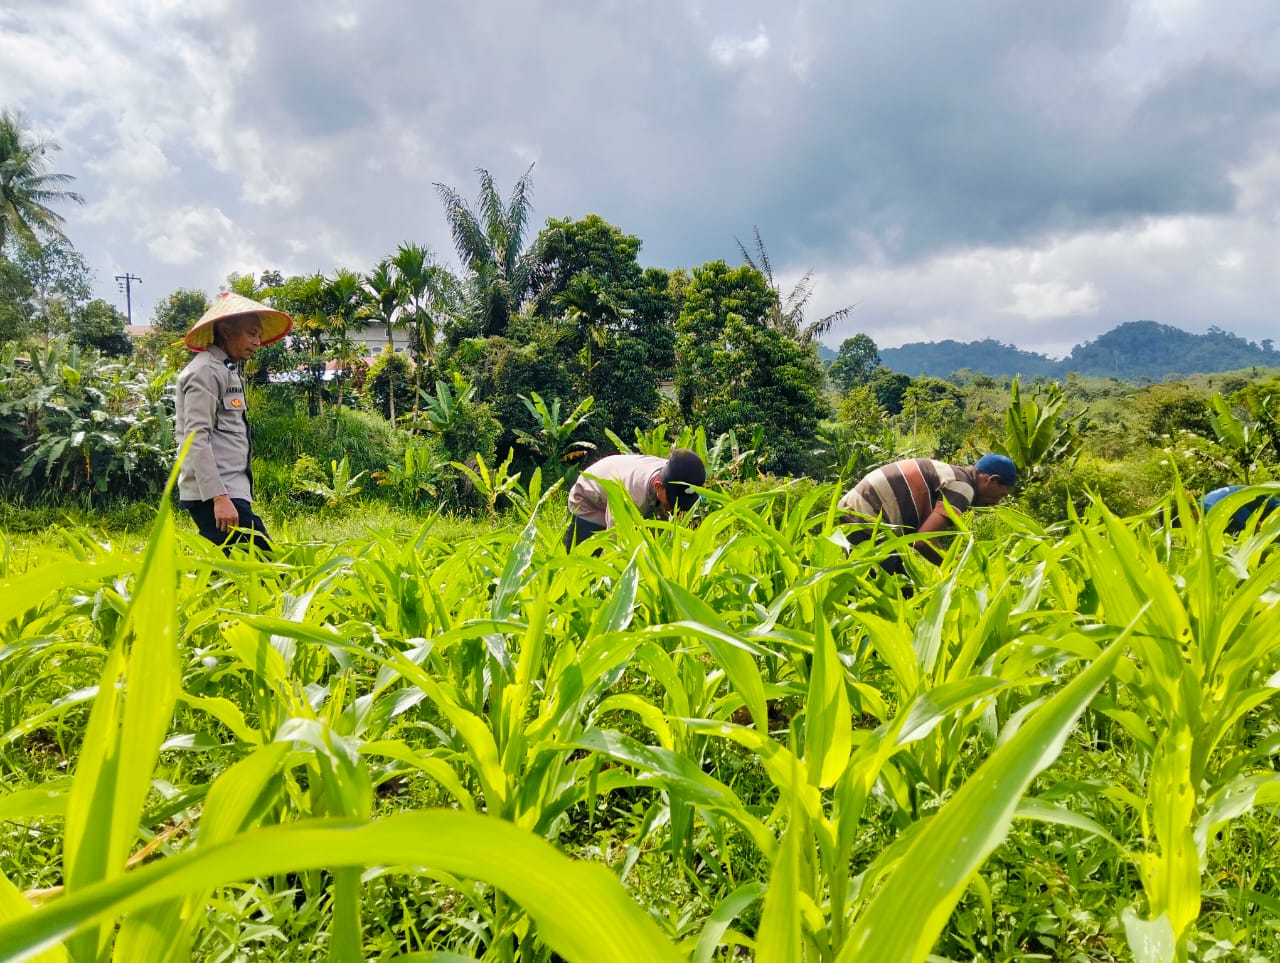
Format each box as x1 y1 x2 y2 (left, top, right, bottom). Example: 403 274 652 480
1201 485 1280 533
975 454 1018 486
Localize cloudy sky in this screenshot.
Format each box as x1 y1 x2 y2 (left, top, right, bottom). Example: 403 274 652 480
3 0 1278 358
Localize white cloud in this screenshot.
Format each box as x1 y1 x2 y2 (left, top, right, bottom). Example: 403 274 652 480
1007 281 1100 320
709 26 770 67
146 205 238 266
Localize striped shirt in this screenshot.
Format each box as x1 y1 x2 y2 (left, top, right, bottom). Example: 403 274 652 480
839 458 979 531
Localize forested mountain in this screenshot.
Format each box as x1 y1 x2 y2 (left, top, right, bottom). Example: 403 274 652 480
877 321 1280 380
879 338 1058 378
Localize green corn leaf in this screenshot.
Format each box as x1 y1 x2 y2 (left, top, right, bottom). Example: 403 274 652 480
0 872 66 963
1013 797 1121 848
691 881 767 963
1119 908 1177 963
112 742 293 963
655 579 768 728
1135 722 1200 943
0 782 72 823
0 562 130 624
755 816 803 963
840 634 1124 963
573 728 773 854
0 687 100 751
805 602 852 789
61 493 179 962
0 812 683 963
1194 773 1280 862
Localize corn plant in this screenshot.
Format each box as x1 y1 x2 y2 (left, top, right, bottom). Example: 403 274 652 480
6 473 1280 960
1070 489 1280 961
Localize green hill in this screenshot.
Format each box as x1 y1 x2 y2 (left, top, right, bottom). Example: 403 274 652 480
878 321 1280 380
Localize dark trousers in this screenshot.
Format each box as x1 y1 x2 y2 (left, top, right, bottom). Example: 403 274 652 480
564 514 606 550
181 497 272 556
846 525 912 595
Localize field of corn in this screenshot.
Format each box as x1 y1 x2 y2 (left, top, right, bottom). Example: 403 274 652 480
2 477 1280 963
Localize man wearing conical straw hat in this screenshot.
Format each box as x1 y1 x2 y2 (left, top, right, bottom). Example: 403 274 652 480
174 292 291 554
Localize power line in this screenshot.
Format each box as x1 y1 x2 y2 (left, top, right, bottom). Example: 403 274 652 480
114 272 142 325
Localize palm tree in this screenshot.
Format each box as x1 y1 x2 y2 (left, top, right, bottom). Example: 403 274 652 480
433 165 538 337
359 259 403 353
321 268 365 409
554 273 629 400
391 243 447 364
737 226 853 347
0 110 84 252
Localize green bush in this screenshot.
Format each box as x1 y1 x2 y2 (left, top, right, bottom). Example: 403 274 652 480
0 341 174 506
1017 453 1171 523
250 389 404 488
361 348 415 423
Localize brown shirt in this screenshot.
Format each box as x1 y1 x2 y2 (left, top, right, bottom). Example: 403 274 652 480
567 454 667 529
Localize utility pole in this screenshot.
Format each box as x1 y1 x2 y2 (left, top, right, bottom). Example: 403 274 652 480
115 272 142 325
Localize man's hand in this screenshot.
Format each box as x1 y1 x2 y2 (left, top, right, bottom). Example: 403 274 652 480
213 494 239 533
911 503 953 564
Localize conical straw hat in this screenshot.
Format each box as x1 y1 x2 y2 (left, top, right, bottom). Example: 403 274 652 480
184 291 293 351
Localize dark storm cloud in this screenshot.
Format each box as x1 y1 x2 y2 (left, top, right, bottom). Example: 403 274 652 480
3 0 1278 351
699 0 1280 264
208 0 1279 274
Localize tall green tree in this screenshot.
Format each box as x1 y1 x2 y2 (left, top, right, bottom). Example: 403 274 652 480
69 298 131 357
434 165 538 338
0 253 34 343
14 240 92 338
392 242 461 368
736 226 852 347
0 110 84 252
527 215 677 443
151 287 210 337
828 334 881 391
675 260 828 473
321 268 366 406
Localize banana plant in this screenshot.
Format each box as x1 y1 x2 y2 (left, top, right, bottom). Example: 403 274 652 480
513 391 596 479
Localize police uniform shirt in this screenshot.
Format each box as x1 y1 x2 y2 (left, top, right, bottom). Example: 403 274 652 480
174 346 254 503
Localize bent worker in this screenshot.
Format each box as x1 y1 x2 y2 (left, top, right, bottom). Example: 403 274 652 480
565 448 707 549
1199 485 1280 534
840 454 1018 567
175 292 292 554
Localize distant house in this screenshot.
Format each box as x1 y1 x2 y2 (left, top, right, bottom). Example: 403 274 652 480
124 324 155 339
349 322 405 356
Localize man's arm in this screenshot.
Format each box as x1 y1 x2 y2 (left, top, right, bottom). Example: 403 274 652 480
910 502 954 564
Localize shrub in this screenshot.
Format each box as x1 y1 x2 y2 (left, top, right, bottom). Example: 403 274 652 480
0 341 174 505
1018 453 1170 522
361 348 415 423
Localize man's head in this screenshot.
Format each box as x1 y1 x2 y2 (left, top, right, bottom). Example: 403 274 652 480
973 453 1018 506
214 315 264 362
654 448 706 514
184 292 292 353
